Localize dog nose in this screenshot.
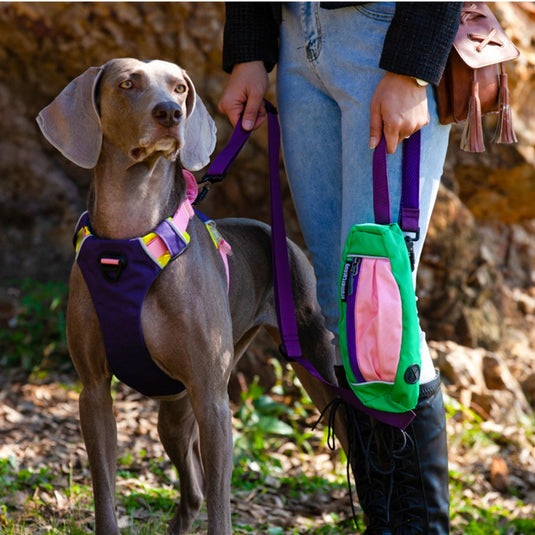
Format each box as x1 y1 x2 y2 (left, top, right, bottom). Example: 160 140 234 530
152 102 182 128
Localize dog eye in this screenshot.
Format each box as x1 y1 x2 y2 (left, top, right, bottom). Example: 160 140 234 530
119 80 134 89
175 84 187 94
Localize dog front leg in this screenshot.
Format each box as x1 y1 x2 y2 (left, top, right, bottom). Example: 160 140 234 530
189 383 233 535
79 377 120 535
158 393 205 535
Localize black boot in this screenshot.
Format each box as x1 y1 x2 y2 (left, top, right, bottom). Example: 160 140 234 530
335 366 392 535
387 373 450 535
348 408 393 535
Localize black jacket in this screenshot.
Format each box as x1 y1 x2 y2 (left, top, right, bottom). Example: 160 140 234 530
222 2 462 85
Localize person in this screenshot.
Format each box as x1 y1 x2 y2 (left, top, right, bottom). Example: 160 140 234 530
219 3 462 534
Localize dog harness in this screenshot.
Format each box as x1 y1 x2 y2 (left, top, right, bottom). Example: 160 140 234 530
73 170 231 397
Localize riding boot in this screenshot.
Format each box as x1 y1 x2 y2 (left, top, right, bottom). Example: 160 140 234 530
335 366 392 535
387 373 450 535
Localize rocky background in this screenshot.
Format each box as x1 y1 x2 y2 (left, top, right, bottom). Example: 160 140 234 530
0 2 534 429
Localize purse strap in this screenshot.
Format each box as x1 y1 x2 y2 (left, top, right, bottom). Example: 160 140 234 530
200 101 415 429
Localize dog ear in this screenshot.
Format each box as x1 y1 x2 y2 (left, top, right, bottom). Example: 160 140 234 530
36 66 103 169
179 72 217 171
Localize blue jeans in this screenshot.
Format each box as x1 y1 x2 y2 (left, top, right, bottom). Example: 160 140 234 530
277 2 451 380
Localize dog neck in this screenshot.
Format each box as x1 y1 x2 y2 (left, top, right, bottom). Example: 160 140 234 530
88 149 186 240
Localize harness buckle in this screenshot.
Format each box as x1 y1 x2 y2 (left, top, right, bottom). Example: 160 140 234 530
99 253 127 282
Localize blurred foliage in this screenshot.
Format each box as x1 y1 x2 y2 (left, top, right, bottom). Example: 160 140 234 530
0 279 70 373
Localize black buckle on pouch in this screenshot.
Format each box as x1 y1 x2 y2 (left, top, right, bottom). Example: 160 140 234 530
404 229 419 272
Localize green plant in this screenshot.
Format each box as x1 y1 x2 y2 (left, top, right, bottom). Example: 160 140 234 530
233 376 295 467
121 487 177 516
0 279 70 372
0 457 55 496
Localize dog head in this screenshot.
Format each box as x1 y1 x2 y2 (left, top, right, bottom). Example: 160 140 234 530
36 58 217 171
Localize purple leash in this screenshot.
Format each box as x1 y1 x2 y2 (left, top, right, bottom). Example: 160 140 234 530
201 101 416 429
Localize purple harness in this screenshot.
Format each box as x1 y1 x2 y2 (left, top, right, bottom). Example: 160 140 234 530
74 170 230 397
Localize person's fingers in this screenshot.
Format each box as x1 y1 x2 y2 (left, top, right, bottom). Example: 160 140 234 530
383 122 402 154
369 72 430 153
241 93 266 131
369 101 383 150
218 61 269 130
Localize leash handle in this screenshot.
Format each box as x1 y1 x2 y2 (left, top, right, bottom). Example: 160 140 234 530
372 130 421 235
195 117 251 204
204 118 250 178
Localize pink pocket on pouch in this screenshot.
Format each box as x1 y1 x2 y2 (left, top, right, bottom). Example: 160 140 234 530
353 257 403 382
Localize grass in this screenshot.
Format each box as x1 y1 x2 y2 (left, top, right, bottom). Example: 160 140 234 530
0 279 70 373
1 279 535 533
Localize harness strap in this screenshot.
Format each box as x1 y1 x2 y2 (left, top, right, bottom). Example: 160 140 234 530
195 211 232 291
184 169 232 292
142 170 195 267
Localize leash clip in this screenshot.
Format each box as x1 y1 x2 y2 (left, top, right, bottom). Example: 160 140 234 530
194 173 226 205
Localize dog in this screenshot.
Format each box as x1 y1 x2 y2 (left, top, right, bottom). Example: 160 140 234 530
37 58 347 535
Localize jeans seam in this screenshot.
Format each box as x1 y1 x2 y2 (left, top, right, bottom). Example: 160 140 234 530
300 2 322 63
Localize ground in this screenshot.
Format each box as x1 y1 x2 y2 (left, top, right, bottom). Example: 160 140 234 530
1 361 535 534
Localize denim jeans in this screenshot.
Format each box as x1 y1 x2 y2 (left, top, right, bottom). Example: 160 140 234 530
277 2 451 381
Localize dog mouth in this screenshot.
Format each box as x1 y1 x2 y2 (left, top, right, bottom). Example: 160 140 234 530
130 135 180 162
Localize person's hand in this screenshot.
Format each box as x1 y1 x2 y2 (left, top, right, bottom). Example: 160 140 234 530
369 72 430 154
218 61 269 131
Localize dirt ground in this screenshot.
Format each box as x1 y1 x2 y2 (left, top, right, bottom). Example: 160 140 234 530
1 361 535 534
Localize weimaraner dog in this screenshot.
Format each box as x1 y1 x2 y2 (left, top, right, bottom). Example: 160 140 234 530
37 58 347 535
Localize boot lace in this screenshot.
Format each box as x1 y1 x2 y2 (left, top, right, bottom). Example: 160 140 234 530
314 399 393 534
388 428 425 534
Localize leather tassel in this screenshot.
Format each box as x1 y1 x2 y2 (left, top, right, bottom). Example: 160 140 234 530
461 75 485 152
493 65 518 144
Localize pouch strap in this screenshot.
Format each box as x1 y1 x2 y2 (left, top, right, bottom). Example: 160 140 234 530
372 131 421 235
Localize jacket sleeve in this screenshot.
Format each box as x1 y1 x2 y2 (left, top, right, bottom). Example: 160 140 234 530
222 2 280 73
380 2 462 85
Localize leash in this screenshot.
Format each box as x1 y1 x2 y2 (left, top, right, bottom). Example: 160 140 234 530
198 101 415 429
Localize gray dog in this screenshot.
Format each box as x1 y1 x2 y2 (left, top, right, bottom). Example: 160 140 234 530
37 58 346 535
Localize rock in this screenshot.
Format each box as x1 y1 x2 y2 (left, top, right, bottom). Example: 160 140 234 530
490 456 510 493
432 341 487 391
417 186 504 349
522 373 535 407
431 341 532 424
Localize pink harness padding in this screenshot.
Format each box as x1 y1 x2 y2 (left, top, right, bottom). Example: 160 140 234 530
355 257 402 382
217 238 232 291
146 170 231 291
